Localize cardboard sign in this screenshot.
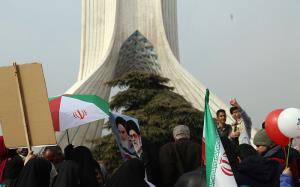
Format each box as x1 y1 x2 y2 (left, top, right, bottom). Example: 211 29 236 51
0 63 56 148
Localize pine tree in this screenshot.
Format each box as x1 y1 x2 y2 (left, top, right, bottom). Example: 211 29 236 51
93 71 203 174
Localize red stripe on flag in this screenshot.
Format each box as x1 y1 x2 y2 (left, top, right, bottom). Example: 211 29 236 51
201 137 205 166
49 97 62 131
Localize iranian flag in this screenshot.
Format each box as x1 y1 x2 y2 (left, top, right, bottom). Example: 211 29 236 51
202 89 237 187
49 95 110 131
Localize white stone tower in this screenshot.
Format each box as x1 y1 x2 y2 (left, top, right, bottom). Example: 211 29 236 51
58 0 232 148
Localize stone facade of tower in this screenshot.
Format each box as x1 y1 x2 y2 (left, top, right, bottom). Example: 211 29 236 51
57 0 233 148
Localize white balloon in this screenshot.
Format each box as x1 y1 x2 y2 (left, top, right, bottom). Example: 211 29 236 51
278 108 300 138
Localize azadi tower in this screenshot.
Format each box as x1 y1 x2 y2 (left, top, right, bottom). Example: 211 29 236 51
58 0 233 148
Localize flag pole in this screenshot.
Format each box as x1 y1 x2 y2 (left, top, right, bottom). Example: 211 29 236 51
13 62 32 152
66 129 70 144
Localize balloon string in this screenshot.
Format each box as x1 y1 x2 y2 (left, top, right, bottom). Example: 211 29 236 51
283 147 286 160
285 139 292 169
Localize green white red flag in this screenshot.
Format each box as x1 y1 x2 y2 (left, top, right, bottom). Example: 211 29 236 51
202 89 237 187
49 95 110 131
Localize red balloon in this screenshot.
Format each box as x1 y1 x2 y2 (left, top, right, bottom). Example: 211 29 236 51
265 109 289 146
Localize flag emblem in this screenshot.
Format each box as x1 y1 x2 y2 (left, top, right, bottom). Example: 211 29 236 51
73 109 87 119
220 153 233 176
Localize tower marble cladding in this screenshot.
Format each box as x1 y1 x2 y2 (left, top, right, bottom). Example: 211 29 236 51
59 0 233 148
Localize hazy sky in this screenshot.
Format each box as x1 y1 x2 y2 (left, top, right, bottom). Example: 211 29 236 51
1 1 300 128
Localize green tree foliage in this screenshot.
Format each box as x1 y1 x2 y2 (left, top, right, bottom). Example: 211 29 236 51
93 71 203 174
92 134 122 174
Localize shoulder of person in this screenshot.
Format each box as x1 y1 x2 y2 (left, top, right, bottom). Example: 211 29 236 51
159 142 174 152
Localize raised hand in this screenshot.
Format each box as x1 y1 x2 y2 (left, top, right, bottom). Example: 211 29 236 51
230 98 240 108
283 167 292 176
230 131 240 138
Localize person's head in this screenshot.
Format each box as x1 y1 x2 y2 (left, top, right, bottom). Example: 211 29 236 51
230 106 241 121
95 168 104 186
52 146 64 165
235 144 258 163
42 146 64 165
14 157 52 187
125 120 141 152
64 144 74 160
173 125 190 141
42 147 55 162
216 109 227 125
253 129 275 155
116 117 128 142
71 146 94 164
3 149 23 181
104 159 147 187
92 160 104 186
7 148 18 158
71 146 98 186
17 148 28 157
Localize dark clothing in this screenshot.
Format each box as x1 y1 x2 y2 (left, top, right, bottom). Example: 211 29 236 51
217 124 239 172
53 160 79 187
220 137 238 171
0 142 23 187
70 146 98 187
2 154 23 187
217 124 232 139
174 167 206 187
263 146 300 187
104 159 149 187
141 139 160 186
14 157 52 187
235 155 281 187
159 139 201 187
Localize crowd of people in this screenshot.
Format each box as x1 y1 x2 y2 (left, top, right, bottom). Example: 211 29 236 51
0 99 299 187
0 142 106 187
214 99 300 187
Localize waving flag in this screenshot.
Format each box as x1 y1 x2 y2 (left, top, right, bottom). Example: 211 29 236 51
49 95 110 131
202 89 237 187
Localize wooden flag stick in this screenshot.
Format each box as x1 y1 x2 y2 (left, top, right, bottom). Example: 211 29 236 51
13 62 32 152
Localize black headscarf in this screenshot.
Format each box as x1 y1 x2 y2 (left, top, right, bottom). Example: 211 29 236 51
64 144 74 160
1 149 23 187
53 160 79 187
3 149 23 180
104 159 149 187
70 146 98 187
14 157 51 187
174 167 206 187
235 155 281 187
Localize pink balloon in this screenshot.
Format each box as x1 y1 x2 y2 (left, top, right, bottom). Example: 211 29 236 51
265 109 289 146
